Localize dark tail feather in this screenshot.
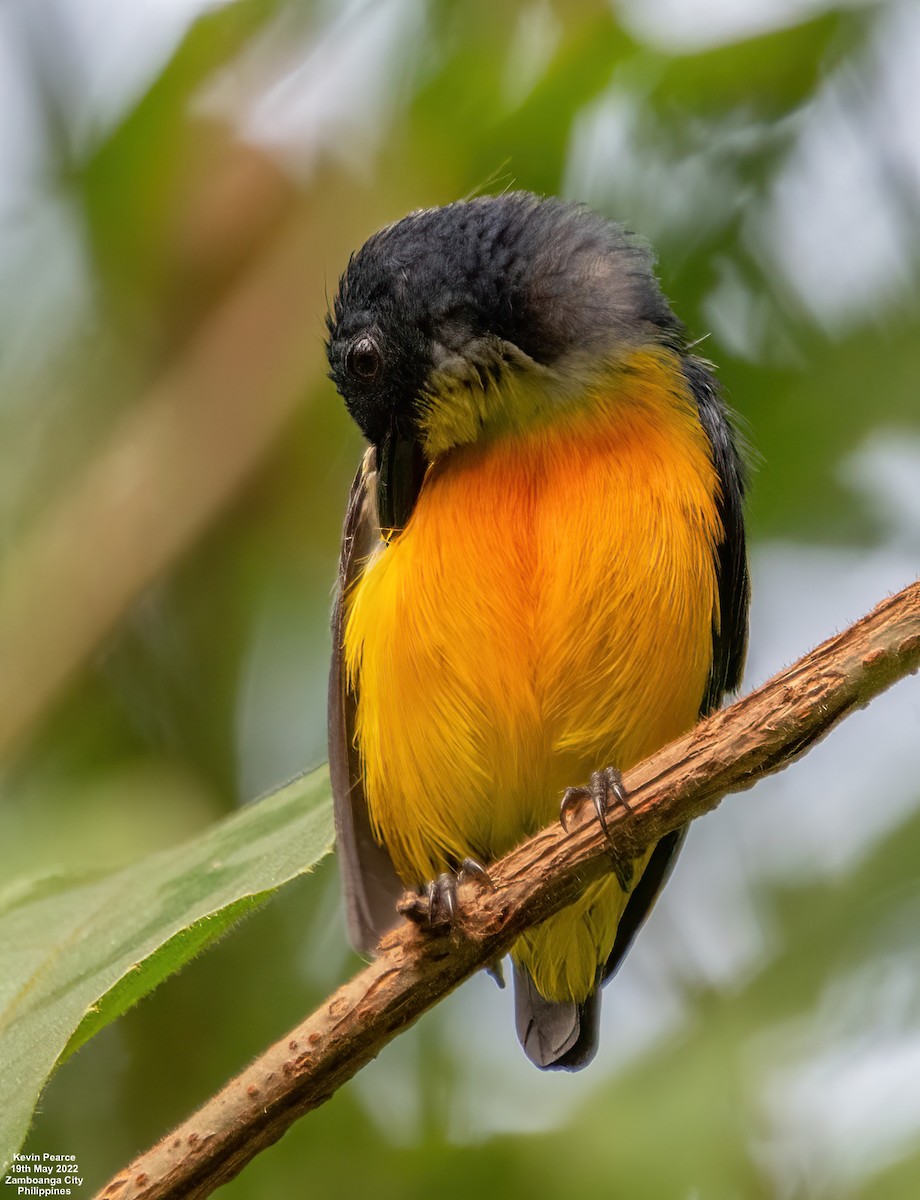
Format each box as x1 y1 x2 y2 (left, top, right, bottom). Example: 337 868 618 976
512 829 686 1071
512 962 601 1071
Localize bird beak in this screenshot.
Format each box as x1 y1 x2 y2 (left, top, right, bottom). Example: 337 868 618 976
376 422 428 539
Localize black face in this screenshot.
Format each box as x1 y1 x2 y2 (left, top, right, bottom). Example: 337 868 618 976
326 284 426 449
325 191 679 449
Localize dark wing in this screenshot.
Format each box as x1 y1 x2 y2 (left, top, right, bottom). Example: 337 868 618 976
329 448 405 954
684 354 751 714
600 354 750 985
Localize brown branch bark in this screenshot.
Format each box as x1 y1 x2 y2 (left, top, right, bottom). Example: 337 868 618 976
96 579 920 1200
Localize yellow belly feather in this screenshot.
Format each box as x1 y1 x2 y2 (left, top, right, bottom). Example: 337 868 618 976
344 350 722 1001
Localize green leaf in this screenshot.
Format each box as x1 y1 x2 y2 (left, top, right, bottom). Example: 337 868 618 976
0 767 333 1170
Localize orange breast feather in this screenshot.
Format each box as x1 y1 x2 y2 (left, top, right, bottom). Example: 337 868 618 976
343 350 723 999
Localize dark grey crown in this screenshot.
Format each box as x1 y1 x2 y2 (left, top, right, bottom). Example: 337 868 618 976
326 192 680 445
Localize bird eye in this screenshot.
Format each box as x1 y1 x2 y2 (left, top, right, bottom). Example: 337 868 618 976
346 336 383 383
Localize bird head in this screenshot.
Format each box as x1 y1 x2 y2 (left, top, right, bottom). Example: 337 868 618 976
326 191 679 531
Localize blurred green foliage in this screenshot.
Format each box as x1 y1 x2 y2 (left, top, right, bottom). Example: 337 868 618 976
0 768 332 1166
1 0 919 1196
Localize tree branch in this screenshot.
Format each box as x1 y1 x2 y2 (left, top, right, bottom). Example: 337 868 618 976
96 580 920 1200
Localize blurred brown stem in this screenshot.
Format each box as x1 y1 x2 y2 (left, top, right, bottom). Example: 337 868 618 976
0 156 364 763
96 579 920 1200
0 195 305 760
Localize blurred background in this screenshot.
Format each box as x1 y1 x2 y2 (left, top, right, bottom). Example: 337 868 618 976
3 0 920 1195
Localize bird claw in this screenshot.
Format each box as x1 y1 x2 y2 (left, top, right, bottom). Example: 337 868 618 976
428 872 457 925
398 857 494 930
559 767 635 891
458 856 494 890
560 767 633 832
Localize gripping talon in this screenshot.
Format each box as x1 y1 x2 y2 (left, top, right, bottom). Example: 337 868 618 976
427 872 456 927
401 858 494 932
592 767 632 816
459 857 494 889
560 766 636 892
559 787 583 833
423 879 438 924
605 770 632 813
560 766 631 833
591 784 611 835
441 873 457 923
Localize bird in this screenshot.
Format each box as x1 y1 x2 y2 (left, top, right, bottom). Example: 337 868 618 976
326 191 749 1071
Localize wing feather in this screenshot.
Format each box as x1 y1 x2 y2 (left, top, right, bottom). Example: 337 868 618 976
329 448 405 954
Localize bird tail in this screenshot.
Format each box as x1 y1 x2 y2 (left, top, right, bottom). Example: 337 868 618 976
512 962 601 1071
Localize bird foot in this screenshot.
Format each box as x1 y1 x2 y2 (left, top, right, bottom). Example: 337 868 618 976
397 857 493 930
559 766 636 891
